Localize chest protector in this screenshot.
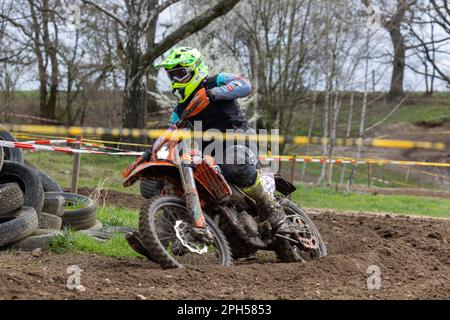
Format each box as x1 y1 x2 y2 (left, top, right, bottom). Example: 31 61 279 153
176 74 249 132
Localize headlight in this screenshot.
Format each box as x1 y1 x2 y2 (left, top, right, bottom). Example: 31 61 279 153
156 143 170 160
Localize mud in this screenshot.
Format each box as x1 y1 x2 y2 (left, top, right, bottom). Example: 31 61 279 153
1 189 449 300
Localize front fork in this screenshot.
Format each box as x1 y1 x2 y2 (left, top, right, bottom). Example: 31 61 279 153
178 154 206 229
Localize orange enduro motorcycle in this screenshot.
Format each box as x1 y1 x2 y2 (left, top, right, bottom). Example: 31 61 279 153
123 97 326 269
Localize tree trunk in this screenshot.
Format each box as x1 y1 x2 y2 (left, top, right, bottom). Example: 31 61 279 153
122 71 145 130
43 0 57 120
388 27 405 100
145 9 160 119
301 91 317 181
340 91 354 184
121 2 146 135
146 68 159 117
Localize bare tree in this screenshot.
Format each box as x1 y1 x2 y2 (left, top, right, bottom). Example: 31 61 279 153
224 0 315 140
408 0 450 86
83 0 241 132
361 0 417 100
315 0 370 185
0 0 62 120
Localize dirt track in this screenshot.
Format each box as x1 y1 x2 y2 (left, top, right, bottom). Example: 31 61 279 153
0 190 449 300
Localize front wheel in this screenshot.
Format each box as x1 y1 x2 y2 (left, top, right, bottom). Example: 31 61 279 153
139 195 231 269
274 198 327 262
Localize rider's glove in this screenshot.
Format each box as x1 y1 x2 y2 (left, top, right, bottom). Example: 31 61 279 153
206 89 216 102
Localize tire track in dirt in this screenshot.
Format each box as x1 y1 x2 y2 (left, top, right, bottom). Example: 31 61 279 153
1 189 448 299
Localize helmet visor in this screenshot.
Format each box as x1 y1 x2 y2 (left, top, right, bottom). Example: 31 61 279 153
166 66 192 83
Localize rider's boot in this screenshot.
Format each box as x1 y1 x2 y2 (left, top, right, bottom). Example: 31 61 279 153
125 231 153 261
242 173 291 234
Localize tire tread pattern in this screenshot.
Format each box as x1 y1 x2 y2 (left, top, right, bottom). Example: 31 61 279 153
0 183 24 217
138 195 231 269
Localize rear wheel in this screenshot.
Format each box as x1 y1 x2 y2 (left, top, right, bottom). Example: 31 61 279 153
274 198 327 262
139 195 231 269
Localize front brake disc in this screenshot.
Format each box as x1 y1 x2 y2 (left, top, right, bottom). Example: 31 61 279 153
174 220 208 254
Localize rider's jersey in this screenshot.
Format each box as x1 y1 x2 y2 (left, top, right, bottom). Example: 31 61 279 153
169 73 252 132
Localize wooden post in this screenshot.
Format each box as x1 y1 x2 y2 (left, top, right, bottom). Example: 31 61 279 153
289 156 296 183
71 136 82 194
289 156 296 200
405 166 410 183
367 162 373 188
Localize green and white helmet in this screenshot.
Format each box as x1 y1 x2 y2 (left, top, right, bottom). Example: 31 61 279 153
155 47 209 103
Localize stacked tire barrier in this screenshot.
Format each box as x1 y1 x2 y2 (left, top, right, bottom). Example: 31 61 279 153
0 127 100 251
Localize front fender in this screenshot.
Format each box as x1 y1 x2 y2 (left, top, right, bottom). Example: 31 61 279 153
123 161 180 188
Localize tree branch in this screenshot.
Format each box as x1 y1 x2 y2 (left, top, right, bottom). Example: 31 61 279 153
153 0 183 16
82 0 126 29
139 0 241 70
409 23 450 84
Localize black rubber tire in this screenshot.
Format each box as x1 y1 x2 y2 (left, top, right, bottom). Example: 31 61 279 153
0 206 39 247
24 160 63 192
0 127 24 163
43 194 65 217
273 239 306 263
38 171 63 192
69 218 97 230
274 198 327 262
125 231 155 261
139 195 231 269
38 212 62 230
46 192 97 230
0 183 24 217
140 180 164 199
85 219 103 231
8 229 63 251
0 161 44 214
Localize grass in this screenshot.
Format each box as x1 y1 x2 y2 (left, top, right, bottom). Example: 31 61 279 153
47 206 140 257
47 230 141 258
293 95 450 137
96 206 139 229
285 161 432 189
65 199 87 210
380 103 450 126
24 151 139 194
293 184 450 218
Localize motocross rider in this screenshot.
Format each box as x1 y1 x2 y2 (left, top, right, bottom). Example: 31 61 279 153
150 47 294 235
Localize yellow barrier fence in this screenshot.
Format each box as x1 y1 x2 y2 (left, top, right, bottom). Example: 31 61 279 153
2 123 447 151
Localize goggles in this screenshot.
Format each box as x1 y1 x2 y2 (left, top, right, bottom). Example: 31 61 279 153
166 66 193 83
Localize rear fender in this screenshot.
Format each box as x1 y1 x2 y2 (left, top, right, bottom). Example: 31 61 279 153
123 161 180 188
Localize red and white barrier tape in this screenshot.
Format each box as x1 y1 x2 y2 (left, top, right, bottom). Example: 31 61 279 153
2 140 364 163
21 138 134 153
22 139 77 145
0 140 142 156
2 140 449 168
